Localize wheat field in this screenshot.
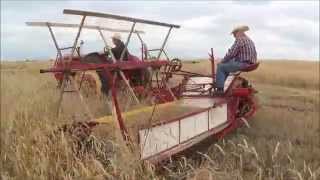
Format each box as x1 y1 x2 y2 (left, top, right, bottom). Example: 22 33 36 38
1 59 319 179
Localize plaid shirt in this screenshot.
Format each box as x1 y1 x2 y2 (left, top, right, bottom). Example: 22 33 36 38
222 35 257 64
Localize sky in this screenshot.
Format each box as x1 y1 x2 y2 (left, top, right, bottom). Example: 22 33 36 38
1 0 319 61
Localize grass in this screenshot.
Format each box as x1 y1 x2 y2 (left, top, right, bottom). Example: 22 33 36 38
1 59 319 179
183 60 320 89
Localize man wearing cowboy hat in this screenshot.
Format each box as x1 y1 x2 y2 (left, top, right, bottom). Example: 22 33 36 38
94 33 129 95
110 33 129 61
215 25 257 94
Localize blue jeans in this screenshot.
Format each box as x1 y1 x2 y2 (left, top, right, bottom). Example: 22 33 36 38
216 59 247 88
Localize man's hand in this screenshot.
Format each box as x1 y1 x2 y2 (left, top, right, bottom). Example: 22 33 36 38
215 57 223 64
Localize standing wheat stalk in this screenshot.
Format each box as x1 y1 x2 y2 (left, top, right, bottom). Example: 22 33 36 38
272 142 280 162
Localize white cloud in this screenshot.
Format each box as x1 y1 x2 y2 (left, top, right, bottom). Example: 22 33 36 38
182 16 220 30
1 1 319 61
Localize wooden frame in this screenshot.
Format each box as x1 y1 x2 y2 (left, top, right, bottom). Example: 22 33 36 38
25 22 145 34
63 9 180 28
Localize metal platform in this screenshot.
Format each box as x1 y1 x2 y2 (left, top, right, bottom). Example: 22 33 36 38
138 97 229 161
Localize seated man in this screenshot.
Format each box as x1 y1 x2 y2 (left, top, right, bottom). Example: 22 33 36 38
110 33 129 61
216 25 257 94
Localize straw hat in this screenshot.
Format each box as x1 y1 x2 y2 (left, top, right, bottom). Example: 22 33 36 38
231 25 249 34
112 33 121 40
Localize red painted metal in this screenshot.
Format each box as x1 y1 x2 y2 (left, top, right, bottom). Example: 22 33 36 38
214 97 239 139
150 88 175 104
232 88 251 97
242 96 257 118
106 69 132 142
42 59 169 74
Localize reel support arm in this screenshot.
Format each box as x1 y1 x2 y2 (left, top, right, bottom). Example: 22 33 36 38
105 69 132 143
209 48 215 86
120 22 136 61
157 26 173 60
46 23 63 60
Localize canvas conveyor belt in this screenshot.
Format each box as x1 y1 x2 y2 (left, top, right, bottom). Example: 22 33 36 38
93 101 207 141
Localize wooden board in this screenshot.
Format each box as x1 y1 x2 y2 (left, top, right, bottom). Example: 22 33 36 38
26 22 145 33
63 9 180 28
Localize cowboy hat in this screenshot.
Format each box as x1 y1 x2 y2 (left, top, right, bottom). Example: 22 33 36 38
231 25 249 34
111 33 122 40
